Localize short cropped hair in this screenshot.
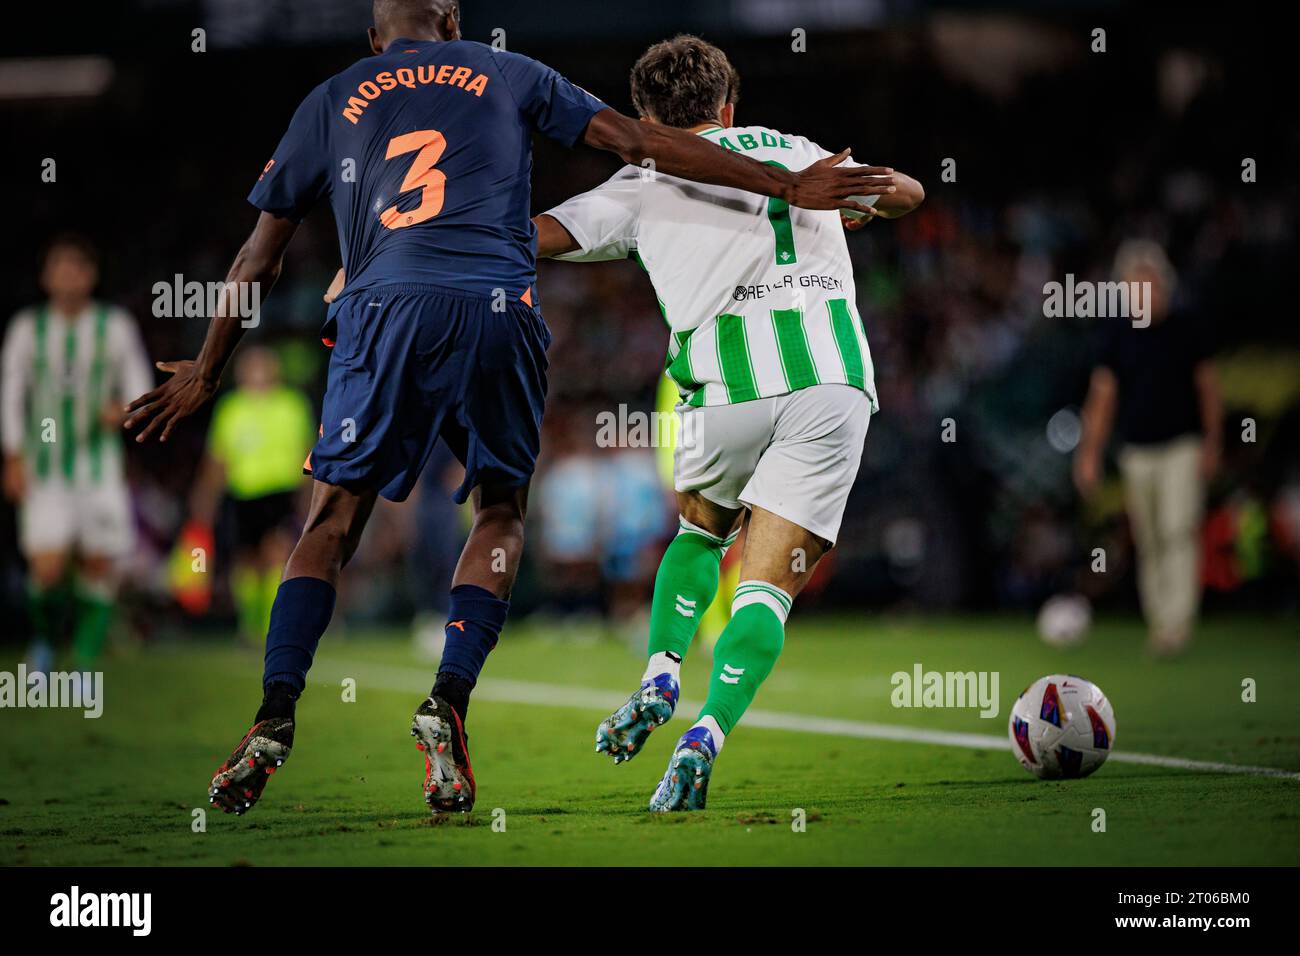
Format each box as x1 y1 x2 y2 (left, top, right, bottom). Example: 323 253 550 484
630 35 739 129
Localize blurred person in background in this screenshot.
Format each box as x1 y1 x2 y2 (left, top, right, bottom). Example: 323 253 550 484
599 444 669 634
535 410 606 620
0 235 152 674
187 346 315 642
1074 239 1223 655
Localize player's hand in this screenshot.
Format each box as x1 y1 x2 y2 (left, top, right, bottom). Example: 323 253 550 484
841 208 879 231
788 151 895 213
123 360 218 444
323 268 345 304
2 454 26 503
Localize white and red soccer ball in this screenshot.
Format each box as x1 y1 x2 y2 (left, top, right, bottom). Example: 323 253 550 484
1009 674 1116 779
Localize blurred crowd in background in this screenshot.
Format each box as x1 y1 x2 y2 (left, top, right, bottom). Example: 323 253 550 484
2 2 1298 649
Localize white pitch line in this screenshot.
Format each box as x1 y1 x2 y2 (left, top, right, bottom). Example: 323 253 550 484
314 659 1300 782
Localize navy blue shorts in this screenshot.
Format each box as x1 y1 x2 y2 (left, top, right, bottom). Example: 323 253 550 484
306 284 551 503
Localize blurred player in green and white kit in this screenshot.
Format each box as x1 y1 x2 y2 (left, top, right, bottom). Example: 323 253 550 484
1 235 153 674
187 346 315 643
535 36 924 809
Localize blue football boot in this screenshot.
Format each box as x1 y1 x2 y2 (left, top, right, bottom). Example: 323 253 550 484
648 724 717 812
595 671 679 764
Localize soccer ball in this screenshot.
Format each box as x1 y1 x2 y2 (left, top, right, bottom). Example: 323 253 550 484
1036 593 1092 648
1009 674 1115 779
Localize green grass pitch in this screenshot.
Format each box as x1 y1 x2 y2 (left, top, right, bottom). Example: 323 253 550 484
2 615 1297 866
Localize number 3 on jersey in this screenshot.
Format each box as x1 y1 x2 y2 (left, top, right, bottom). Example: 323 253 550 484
380 129 447 229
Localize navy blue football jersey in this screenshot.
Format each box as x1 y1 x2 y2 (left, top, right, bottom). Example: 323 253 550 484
248 38 607 304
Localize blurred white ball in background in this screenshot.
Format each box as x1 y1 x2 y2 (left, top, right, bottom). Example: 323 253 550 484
1037 592 1092 648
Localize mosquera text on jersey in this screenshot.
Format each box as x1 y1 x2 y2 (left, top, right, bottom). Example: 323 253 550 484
247 38 606 305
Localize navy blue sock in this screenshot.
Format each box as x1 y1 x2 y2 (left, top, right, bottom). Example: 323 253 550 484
262 577 337 692
437 584 509 688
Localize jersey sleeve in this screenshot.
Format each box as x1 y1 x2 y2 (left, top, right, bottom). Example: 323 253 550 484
545 168 641 263
0 312 33 455
494 50 608 147
247 83 332 222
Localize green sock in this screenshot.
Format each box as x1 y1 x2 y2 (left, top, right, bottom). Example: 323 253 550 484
647 518 738 660
697 581 791 735
72 585 115 671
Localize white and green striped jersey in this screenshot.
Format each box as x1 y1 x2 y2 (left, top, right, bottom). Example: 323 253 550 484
0 302 153 485
546 124 878 410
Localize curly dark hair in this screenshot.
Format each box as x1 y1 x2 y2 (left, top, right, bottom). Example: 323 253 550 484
629 35 739 129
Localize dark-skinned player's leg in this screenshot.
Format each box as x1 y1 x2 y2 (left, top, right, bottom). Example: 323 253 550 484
209 480 376 815
412 480 528 812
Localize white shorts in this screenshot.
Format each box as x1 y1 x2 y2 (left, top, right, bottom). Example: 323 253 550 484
673 384 871 545
20 480 135 557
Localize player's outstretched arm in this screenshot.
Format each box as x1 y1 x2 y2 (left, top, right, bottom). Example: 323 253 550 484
124 211 298 443
870 171 924 218
583 109 894 214
533 215 580 258
1073 366 1118 497
843 169 925 231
